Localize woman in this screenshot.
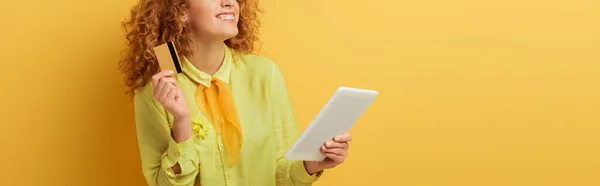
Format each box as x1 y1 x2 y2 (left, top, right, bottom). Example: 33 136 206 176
119 0 352 185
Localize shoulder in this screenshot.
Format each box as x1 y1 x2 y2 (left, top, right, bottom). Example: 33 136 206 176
233 53 284 82
133 80 155 103
131 80 167 114
235 53 277 71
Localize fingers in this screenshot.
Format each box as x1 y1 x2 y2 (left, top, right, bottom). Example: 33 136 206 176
152 71 178 101
333 133 352 143
154 77 168 99
323 152 345 164
161 77 177 86
319 133 352 167
323 140 349 149
321 146 347 156
152 70 175 88
154 80 178 104
174 87 182 101
161 85 177 103
154 76 177 93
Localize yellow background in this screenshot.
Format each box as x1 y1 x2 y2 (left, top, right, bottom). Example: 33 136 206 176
1 0 598 185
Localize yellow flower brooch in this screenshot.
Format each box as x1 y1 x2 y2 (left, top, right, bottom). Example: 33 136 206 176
191 117 210 140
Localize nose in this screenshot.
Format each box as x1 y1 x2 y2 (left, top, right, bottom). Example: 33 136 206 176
221 0 234 8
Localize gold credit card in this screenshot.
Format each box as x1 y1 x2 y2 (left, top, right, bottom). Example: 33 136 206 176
153 41 182 73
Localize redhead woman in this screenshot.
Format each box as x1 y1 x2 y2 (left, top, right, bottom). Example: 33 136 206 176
118 0 352 185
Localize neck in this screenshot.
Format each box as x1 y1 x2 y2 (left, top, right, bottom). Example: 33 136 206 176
188 39 226 75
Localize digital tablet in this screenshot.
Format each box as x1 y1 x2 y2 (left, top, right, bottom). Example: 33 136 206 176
284 86 378 161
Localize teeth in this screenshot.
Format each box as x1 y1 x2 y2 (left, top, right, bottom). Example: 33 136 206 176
218 14 234 21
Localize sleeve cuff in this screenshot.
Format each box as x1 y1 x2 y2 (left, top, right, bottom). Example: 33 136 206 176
161 136 197 173
291 161 323 184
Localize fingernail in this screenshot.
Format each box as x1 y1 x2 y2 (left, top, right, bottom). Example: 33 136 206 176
335 137 340 141
326 141 332 147
168 70 173 74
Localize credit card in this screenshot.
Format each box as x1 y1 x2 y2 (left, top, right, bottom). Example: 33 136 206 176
153 41 182 73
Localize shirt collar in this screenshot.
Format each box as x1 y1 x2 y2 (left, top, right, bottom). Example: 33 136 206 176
181 44 232 88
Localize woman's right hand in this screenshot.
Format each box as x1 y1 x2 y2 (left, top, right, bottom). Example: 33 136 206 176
151 70 190 122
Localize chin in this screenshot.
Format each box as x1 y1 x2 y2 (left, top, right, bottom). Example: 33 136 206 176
221 31 239 40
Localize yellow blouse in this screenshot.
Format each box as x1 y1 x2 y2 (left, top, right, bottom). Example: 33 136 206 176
133 45 321 186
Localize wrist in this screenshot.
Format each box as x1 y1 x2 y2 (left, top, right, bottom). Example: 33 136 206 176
172 116 192 143
303 161 323 175
173 114 190 124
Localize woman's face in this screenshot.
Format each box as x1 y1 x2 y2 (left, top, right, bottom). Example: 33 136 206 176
187 0 240 41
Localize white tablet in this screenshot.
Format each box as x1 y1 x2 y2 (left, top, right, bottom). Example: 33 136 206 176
285 86 378 161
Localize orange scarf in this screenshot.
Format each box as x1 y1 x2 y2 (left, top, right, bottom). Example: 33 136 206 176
194 77 243 165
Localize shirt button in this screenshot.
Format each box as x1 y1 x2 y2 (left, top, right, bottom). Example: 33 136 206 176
175 152 180 157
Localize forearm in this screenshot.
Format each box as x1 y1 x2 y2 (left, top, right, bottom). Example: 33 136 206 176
275 159 320 186
303 161 323 175
172 116 192 143
170 116 192 174
138 134 200 185
150 130 199 185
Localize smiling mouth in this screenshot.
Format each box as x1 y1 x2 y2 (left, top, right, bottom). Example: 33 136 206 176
217 14 235 21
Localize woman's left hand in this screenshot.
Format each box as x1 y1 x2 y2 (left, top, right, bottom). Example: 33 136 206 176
304 133 352 174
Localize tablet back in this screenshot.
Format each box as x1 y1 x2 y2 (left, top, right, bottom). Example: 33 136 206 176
285 86 378 161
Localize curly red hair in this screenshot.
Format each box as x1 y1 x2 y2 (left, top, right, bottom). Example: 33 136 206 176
118 0 262 96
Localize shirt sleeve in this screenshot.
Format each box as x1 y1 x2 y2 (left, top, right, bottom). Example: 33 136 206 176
269 62 323 186
134 85 199 186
